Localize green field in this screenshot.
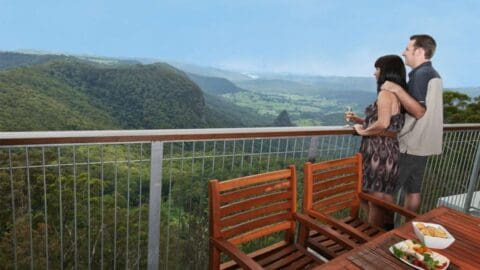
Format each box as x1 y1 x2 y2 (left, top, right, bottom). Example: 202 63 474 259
222 90 369 126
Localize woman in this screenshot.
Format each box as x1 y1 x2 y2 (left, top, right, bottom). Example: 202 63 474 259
346 55 406 229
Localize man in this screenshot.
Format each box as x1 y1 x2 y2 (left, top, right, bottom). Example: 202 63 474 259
382 34 443 213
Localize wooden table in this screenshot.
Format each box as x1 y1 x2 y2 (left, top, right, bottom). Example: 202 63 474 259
313 206 480 269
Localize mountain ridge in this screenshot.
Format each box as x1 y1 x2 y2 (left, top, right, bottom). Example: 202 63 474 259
0 55 269 131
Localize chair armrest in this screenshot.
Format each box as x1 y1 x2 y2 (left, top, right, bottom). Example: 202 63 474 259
210 238 262 270
303 210 371 242
359 192 418 220
294 212 358 249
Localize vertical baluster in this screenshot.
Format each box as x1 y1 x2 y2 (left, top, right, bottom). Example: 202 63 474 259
100 145 104 270
300 137 306 158
9 148 18 270
221 140 226 178
113 145 118 270
25 146 34 270
275 138 281 163
333 135 339 159
425 131 454 211
58 147 64 270
189 141 196 267
73 145 78 270
258 139 264 173
202 141 206 178
451 131 474 209
165 143 174 269
87 146 91 270
126 144 131 268
326 136 332 159
240 140 245 172
292 137 298 160
136 144 144 270
249 139 255 174
212 141 216 175
267 139 272 171
176 142 185 270
319 136 326 161
231 140 236 172
283 138 289 163
42 146 49 269
446 131 467 209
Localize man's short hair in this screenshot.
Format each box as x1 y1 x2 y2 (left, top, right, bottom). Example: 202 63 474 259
410 34 437 59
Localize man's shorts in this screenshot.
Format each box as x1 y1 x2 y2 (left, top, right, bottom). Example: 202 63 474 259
396 153 428 193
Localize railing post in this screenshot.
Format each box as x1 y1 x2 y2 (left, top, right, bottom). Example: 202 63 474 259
307 136 319 162
148 141 163 270
464 141 480 213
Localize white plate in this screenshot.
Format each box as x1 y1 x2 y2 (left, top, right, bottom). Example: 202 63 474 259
389 240 450 270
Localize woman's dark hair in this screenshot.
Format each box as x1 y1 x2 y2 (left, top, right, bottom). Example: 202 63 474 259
374 55 407 94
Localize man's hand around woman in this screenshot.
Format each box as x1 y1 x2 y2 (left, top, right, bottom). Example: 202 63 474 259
381 81 403 94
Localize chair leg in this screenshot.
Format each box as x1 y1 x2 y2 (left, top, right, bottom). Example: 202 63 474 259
209 241 220 270
297 224 309 246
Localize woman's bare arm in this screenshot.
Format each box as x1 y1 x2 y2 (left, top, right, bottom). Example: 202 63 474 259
345 112 365 124
354 91 394 136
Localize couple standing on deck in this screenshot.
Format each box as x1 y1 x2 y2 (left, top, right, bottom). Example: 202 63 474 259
346 34 443 229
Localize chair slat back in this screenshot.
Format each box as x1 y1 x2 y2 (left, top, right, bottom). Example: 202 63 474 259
304 154 362 216
209 166 297 246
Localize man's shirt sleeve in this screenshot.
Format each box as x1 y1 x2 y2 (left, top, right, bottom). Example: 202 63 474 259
408 72 429 108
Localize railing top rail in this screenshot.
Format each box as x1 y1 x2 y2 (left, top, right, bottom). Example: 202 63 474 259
1 124 479 146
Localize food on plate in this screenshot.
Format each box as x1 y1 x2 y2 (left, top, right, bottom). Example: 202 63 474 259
415 223 449 238
391 239 449 270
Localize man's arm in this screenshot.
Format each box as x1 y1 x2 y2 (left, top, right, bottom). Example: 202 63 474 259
381 81 426 119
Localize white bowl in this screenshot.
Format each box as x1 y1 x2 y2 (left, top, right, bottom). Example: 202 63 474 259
412 222 455 249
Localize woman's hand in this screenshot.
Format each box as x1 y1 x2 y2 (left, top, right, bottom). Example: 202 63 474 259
345 111 364 124
353 124 364 135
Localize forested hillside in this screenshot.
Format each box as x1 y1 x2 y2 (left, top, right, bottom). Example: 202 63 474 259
187 73 244 95
0 57 270 131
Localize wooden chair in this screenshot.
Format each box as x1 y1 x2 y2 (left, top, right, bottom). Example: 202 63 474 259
209 165 356 270
303 153 418 258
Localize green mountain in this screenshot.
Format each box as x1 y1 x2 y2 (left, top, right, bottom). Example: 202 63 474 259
0 51 141 71
187 73 245 95
0 52 70 70
0 64 119 130
0 57 268 131
203 93 272 127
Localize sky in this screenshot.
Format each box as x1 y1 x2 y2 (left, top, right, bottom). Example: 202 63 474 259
0 0 479 87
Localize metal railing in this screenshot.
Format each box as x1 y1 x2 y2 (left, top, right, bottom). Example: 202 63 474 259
0 124 479 269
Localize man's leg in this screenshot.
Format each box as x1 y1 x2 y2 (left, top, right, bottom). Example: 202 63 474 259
403 154 428 213
404 193 421 212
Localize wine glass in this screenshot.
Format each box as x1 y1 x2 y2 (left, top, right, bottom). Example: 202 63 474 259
344 106 353 126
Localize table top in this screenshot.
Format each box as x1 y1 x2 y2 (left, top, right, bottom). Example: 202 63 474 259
313 206 480 269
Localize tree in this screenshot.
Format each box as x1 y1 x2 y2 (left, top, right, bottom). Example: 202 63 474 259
443 91 480 123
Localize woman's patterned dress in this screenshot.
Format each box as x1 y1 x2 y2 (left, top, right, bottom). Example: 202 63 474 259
359 101 405 194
